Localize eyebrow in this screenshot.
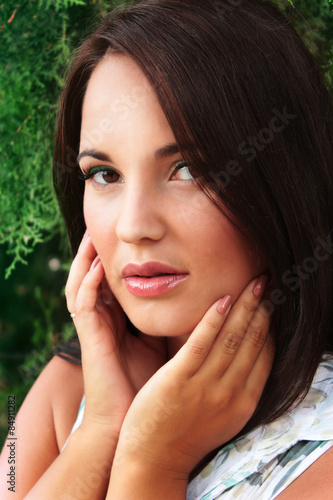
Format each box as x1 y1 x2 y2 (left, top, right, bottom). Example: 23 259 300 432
76 150 111 164
154 143 180 159
76 143 180 164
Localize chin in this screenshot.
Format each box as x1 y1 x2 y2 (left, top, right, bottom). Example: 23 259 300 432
123 301 201 338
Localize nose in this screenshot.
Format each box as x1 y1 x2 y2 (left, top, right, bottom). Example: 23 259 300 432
115 184 166 244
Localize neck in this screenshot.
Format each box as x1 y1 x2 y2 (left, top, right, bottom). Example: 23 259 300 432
167 333 191 359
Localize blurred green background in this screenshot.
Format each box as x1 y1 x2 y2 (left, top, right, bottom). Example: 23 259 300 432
0 0 332 445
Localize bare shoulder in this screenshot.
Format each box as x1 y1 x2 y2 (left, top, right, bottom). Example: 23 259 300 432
0 355 83 498
46 355 84 448
17 355 84 449
276 445 333 499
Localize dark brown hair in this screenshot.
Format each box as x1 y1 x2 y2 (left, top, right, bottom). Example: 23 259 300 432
54 0 333 437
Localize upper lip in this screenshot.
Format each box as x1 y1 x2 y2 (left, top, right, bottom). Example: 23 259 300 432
121 261 187 278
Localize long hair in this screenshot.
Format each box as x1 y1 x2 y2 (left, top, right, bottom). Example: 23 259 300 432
54 0 333 434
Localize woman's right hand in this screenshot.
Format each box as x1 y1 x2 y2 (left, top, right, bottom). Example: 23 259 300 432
65 232 167 440
110 274 275 491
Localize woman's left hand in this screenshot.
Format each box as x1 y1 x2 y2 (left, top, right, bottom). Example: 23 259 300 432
109 275 274 487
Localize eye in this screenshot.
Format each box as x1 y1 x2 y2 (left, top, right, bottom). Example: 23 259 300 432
170 160 194 181
92 169 120 185
79 166 121 185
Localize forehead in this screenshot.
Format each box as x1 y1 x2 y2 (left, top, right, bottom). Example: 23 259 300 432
83 54 152 112
80 54 175 153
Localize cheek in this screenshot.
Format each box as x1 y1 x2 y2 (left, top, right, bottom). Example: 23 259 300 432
83 196 116 257
197 214 264 295
83 196 98 238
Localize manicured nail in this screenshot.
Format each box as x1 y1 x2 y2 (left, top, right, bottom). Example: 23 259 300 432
217 295 232 314
90 255 100 271
252 275 268 298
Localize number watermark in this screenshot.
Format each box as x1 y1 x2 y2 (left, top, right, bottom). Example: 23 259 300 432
6 395 17 493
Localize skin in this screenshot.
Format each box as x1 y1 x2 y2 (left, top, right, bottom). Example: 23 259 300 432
1 53 331 499
73 54 274 494
79 54 266 348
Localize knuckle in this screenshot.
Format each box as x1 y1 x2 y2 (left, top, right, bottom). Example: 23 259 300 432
187 339 209 356
242 299 257 314
65 282 72 298
80 281 89 291
205 318 220 330
247 327 266 350
221 331 242 355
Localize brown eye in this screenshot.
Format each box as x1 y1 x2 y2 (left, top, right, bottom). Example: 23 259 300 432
79 166 121 184
170 161 194 181
93 169 120 184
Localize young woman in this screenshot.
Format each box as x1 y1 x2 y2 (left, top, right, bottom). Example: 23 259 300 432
1 0 333 498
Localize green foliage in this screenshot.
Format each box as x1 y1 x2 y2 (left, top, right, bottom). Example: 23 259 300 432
38 0 86 10
0 234 74 443
0 0 127 277
0 0 131 445
285 0 333 85
0 1 90 276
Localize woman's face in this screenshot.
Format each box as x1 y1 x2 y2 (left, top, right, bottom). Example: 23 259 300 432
79 55 265 341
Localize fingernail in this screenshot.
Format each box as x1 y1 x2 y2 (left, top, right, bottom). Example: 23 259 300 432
217 295 232 314
252 275 268 298
90 255 100 271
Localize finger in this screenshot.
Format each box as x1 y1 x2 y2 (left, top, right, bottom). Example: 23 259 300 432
70 260 133 419
223 297 271 380
245 327 275 403
203 275 268 377
172 295 232 378
65 233 97 313
71 258 114 387
96 279 127 340
73 256 105 321
221 299 272 389
73 261 123 345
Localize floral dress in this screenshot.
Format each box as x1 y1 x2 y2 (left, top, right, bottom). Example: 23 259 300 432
66 356 333 499
187 355 333 499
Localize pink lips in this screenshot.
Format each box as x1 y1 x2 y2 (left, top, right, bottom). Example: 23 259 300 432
121 261 189 297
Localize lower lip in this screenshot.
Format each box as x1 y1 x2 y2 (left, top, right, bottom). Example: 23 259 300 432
123 274 188 297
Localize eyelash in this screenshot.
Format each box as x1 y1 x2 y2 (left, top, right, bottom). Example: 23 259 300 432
170 160 192 179
78 167 119 182
78 160 193 184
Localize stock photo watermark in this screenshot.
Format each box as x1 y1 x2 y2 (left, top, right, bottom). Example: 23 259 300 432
261 233 333 316
57 397 180 498
59 460 111 500
5 395 17 493
207 106 297 192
